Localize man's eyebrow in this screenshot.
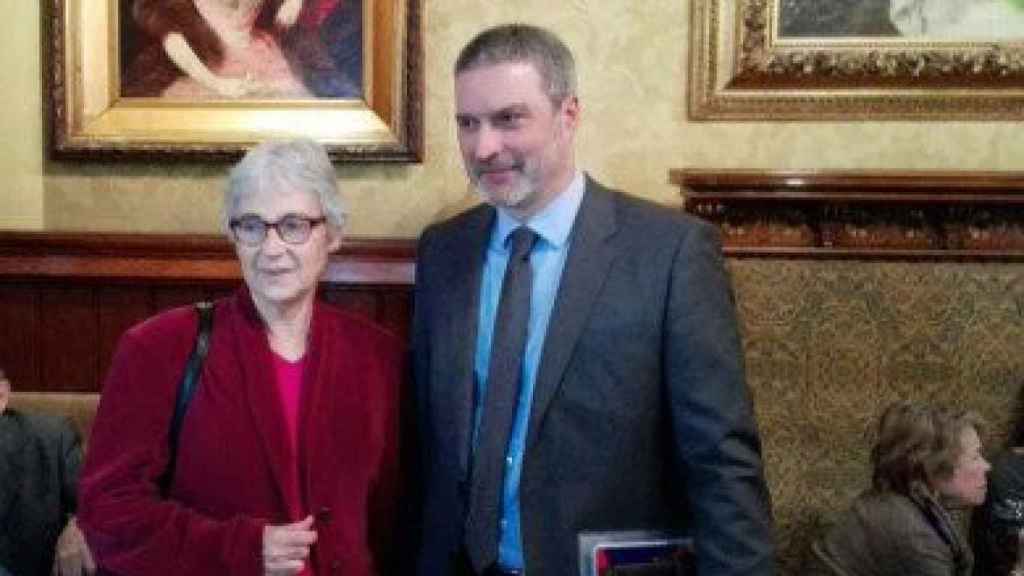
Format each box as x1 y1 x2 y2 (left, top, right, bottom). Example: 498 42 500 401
490 104 530 116
456 103 531 118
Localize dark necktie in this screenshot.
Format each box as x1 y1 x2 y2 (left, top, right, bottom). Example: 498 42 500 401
465 226 538 572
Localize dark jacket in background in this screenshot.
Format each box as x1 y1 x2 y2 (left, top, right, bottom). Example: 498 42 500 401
971 449 1024 576
0 410 81 576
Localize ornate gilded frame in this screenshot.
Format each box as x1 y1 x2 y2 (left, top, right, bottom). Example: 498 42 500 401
50 0 422 161
689 0 1024 120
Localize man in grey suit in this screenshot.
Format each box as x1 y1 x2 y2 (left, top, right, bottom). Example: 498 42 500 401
411 23 775 576
0 369 94 576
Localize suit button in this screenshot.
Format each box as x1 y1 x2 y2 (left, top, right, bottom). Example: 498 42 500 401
331 560 341 573
317 506 333 524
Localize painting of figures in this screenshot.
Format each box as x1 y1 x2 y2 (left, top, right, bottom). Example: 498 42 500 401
780 0 1024 40
119 0 364 99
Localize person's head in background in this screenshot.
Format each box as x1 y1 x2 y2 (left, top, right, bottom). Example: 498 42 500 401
871 401 991 507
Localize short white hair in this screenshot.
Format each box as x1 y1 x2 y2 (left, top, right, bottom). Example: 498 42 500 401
222 139 348 239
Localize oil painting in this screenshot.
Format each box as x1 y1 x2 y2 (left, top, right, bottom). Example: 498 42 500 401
689 0 1024 120
51 0 422 161
780 0 1024 39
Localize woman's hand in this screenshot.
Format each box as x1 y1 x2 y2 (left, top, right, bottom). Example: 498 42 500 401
51 517 96 576
263 515 317 576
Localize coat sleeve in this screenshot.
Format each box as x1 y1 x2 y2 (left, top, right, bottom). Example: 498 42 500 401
664 220 776 575
77 324 265 576
58 417 83 521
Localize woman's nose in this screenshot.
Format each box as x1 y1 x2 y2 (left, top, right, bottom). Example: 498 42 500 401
260 225 288 253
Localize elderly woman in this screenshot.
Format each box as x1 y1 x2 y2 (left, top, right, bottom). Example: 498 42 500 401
807 401 991 576
78 139 402 575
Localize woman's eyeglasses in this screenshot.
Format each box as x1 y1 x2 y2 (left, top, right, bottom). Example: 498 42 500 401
229 214 326 246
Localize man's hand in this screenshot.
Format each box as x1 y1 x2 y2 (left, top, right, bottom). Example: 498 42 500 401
51 517 96 576
263 515 317 576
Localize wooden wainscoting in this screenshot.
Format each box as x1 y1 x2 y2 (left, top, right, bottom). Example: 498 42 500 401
0 232 416 393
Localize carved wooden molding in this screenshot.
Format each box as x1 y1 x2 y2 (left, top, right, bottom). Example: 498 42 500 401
0 232 416 285
738 1 1024 83
690 0 1024 120
672 170 1024 259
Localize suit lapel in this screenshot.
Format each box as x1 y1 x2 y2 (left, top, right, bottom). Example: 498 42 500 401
436 206 494 478
527 179 619 450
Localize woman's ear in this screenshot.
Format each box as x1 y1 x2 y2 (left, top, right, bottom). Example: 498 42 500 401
327 229 343 253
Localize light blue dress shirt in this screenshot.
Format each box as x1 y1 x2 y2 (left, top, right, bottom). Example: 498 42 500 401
473 171 586 570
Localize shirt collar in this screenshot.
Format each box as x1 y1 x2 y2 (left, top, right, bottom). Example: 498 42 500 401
492 170 586 250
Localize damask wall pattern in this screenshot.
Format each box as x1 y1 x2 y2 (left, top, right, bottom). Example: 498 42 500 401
730 259 1024 573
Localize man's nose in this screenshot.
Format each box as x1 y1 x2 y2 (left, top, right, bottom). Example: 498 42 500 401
472 125 501 162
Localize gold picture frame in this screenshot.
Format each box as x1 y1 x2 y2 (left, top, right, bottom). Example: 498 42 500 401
50 0 422 161
689 0 1024 120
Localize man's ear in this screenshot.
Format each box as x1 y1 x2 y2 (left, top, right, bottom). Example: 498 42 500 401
560 95 580 132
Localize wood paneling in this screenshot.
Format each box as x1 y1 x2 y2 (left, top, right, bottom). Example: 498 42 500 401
39 286 98 391
0 232 416 393
0 284 39 389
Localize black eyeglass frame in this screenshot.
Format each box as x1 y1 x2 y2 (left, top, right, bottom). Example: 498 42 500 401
228 214 328 246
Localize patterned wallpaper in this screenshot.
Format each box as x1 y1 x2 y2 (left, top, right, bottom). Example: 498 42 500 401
732 259 1024 572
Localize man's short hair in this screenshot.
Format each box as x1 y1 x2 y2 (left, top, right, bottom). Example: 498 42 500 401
455 23 576 104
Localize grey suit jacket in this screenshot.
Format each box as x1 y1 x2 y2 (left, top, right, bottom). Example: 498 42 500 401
411 177 775 576
806 490 972 576
0 409 81 576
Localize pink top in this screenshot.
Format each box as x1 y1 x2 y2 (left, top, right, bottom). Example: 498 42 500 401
272 352 305 458
272 352 313 575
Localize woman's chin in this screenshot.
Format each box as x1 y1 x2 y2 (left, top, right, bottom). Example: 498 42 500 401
252 284 308 309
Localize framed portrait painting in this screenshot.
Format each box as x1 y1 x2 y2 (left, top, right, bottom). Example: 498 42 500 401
689 0 1024 120
50 0 422 161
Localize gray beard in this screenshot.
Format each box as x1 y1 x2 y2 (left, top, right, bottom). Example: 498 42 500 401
473 174 535 210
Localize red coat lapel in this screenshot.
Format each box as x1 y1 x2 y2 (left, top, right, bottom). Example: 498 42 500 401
224 290 293 512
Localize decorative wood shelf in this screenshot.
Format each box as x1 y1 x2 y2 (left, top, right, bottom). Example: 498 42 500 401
671 170 1024 260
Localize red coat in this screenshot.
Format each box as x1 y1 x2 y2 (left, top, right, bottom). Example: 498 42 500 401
78 288 403 575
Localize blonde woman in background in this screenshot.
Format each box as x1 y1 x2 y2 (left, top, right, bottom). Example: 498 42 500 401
808 401 991 576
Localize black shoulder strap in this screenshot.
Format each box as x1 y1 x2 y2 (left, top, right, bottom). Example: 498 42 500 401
159 301 214 497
